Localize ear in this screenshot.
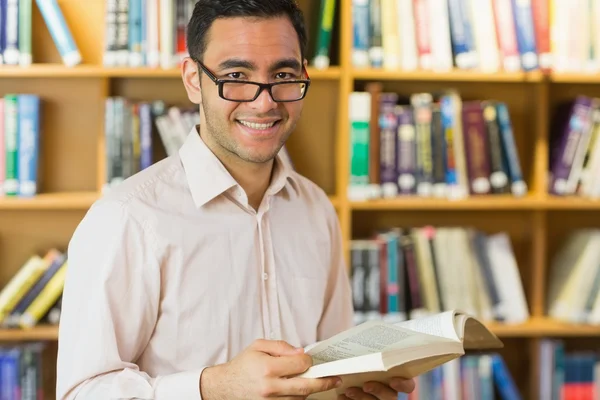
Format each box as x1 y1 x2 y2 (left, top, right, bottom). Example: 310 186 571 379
181 57 203 105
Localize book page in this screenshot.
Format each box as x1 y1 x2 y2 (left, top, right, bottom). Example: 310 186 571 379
305 320 451 365
393 311 460 342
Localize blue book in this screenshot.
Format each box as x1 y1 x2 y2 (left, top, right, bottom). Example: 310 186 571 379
17 95 41 197
491 353 521 400
35 0 82 66
511 0 538 71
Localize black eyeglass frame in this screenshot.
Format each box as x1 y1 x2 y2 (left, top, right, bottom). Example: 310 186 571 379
191 57 312 103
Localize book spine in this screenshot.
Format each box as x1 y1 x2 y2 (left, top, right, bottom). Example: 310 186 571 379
382 0 401 69
550 96 593 195
0 256 47 323
511 0 538 70
175 0 187 62
18 0 32 66
139 103 153 170
397 0 418 71
350 241 367 324
146 0 159 67
352 0 370 68
565 98 599 194
159 0 174 69
483 101 510 194
115 0 129 66
348 92 371 200
411 93 434 196
447 0 475 69
396 105 417 195
3 94 18 196
0 99 4 197
461 101 492 195
379 93 399 198
35 0 82 66
128 0 143 67
531 0 551 70
0 0 6 64
413 0 432 70
17 95 41 197
496 102 527 196
430 103 447 197
427 0 453 71
491 353 522 400
368 0 384 67
440 95 458 195
492 0 522 72
3 0 19 65
312 0 337 69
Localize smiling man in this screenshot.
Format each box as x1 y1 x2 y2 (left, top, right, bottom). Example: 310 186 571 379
55 1 414 400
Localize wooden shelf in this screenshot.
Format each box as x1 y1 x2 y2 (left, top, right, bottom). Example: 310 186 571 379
487 318 600 338
0 64 341 80
350 195 542 210
352 68 544 82
328 196 340 208
0 192 98 210
2 319 598 341
550 72 600 83
543 196 600 210
0 325 59 341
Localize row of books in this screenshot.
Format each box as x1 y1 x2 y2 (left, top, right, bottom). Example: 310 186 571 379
0 343 45 399
539 339 600 400
546 229 600 325
102 0 338 70
0 248 65 329
349 227 530 326
348 87 527 201
0 94 41 198
398 354 521 400
103 97 199 191
549 96 600 199
0 0 81 67
352 0 598 74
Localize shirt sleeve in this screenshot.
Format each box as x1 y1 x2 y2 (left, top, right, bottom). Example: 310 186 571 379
56 198 204 400
316 201 354 341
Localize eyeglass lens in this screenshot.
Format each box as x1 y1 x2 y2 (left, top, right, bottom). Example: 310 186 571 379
222 82 307 101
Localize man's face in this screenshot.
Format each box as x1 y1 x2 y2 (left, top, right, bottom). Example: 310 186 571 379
192 16 306 165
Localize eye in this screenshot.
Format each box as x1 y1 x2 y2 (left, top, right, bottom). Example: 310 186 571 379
275 72 296 80
226 72 245 79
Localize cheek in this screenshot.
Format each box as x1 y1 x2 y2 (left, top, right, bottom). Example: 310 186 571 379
284 102 302 120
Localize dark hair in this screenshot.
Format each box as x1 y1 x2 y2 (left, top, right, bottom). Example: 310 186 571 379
187 0 308 62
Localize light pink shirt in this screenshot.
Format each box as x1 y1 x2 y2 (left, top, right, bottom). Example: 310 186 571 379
56 127 353 399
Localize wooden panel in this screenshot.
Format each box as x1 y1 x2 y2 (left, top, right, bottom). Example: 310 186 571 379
0 211 86 287
286 80 339 195
32 0 105 65
352 80 539 192
0 78 105 193
352 209 536 309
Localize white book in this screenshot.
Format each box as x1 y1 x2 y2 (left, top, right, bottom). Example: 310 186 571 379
298 310 502 400
468 0 500 72
427 0 453 71
397 0 418 71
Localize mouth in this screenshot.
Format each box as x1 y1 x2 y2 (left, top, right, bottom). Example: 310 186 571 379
236 119 282 136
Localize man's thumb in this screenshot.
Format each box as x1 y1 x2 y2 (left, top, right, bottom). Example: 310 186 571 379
254 339 305 356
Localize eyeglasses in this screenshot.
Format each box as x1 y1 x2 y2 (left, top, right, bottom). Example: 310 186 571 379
192 58 311 103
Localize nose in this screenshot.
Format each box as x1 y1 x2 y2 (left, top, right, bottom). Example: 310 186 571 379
250 87 278 112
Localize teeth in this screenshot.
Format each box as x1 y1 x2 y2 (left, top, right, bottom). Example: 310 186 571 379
239 120 276 130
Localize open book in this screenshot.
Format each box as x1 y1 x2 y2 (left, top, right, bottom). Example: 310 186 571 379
297 310 503 399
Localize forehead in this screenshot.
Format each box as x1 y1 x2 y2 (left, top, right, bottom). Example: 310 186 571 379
203 16 301 65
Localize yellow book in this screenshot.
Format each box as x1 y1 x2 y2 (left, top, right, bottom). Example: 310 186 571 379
19 261 68 329
0 255 50 322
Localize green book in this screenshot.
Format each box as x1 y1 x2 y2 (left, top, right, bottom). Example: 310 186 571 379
311 0 337 70
19 0 33 66
4 95 19 196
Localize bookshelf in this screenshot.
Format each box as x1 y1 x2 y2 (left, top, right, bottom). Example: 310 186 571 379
1 0 600 398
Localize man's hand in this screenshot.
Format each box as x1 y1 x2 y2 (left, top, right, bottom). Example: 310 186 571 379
200 338 343 399
336 377 416 400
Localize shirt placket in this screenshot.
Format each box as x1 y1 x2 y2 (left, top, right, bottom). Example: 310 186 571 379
256 197 280 340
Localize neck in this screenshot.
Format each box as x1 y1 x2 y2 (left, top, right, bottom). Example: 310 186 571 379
199 128 273 210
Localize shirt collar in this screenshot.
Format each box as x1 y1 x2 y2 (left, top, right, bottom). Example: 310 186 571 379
179 126 298 208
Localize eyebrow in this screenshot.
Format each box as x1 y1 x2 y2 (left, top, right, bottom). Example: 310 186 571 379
217 58 302 73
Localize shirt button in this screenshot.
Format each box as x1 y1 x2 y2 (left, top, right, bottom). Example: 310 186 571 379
262 273 268 281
